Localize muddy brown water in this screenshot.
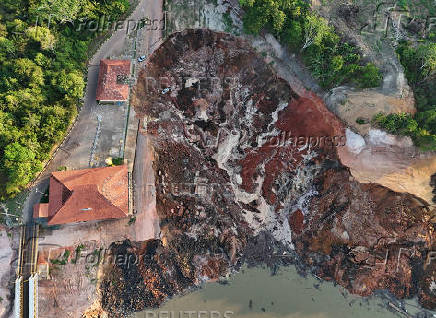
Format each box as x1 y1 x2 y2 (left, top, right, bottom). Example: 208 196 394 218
134 265 433 318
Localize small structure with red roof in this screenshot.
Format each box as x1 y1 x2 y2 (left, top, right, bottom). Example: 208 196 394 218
96 59 131 103
33 165 129 225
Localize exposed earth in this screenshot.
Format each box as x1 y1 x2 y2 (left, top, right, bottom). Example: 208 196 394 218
163 0 436 206
91 29 436 317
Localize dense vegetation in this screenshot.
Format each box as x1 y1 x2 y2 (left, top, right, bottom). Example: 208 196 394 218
374 41 436 150
239 0 382 89
0 0 129 198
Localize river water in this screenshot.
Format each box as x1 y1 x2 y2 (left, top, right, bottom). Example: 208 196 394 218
134 265 434 318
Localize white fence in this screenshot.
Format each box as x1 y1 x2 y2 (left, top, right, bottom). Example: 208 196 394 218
14 277 23 318
29 274 38 318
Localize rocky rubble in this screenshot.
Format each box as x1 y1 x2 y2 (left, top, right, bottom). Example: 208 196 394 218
100 29 436 316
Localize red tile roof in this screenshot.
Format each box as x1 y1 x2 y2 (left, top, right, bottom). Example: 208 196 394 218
34 165 129 225
96 59 131 101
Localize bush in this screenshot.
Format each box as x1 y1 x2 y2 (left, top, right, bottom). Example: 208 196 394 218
128 216 136 225
373 112 436 151
355 63 382 88
282 20 302 49
373 112 418 135
356 117 368 125
50 250 70 265
112 157 124 166
415 110 436 135
414 134 436 151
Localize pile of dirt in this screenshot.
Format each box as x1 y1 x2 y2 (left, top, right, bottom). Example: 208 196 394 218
101 29 436 316
294 168 436 301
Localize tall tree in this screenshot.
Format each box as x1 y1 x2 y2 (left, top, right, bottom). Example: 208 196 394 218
25 26 56 50
55 70 85 99
417 43 436 80
3 142 41 194
301 14 332 51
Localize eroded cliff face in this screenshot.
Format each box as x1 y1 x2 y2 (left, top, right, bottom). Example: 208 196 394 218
100 29 436 316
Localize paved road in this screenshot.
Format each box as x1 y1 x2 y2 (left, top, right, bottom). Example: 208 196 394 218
132 0 163 241
20 0 163 225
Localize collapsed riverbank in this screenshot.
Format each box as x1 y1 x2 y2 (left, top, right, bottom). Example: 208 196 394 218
97 29 436 317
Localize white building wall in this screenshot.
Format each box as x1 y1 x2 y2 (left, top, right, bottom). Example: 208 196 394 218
14 277 22 318
29 274 38 318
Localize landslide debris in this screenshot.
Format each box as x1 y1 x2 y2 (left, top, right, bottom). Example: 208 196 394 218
100 29 436 316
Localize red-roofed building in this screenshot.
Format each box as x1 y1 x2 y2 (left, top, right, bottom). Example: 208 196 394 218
96 59 131 103
33 165 129 225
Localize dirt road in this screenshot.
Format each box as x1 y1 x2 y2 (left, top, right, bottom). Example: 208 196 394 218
133 133 160 241
132 0 163 241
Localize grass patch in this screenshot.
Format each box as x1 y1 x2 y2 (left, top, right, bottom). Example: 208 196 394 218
50 250 71 266
128 216 136 225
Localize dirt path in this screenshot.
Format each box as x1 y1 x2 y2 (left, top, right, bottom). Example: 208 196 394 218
133 133 160 241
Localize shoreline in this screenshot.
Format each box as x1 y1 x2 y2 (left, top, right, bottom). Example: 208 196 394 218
133 264 433 318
